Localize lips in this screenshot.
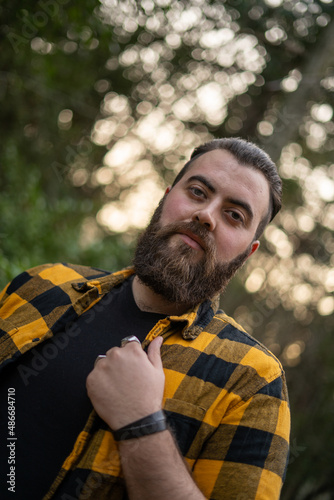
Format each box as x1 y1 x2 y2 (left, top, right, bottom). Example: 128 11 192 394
156 221 211 253
177 230 206 251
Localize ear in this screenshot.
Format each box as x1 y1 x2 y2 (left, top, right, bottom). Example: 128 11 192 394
248 240 260 258
165 186 171 195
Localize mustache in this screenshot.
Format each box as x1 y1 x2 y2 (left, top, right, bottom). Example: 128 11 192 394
154 220 215 255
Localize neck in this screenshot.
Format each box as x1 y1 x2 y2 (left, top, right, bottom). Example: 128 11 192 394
132 275 192 316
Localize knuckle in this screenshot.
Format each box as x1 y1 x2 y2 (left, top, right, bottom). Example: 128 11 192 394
106 346 117 356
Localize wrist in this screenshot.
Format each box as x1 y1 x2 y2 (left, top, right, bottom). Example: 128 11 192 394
112 410 167 441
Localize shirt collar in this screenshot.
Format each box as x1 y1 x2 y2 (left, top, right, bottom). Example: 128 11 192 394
71 267 219 339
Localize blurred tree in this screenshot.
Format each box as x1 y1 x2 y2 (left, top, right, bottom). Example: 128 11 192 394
1 0 334 498
0 0 135 283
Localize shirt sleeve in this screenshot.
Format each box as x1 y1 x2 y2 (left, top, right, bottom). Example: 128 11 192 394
191 373 290 499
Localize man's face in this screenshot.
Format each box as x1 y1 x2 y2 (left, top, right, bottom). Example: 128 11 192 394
134 149 270 306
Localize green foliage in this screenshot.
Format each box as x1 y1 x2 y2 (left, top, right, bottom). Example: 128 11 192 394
0 138 134 286
0 0 134 286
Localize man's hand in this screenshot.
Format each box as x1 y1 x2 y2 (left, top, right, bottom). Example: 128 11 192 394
87 336 206 500
86 336 165 430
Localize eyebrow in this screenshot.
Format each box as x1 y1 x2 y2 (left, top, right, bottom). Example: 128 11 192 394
187 174 254 222
187 175 216 193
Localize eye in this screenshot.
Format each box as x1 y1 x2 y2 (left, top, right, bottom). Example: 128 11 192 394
226 210 244 223
189 186 206 198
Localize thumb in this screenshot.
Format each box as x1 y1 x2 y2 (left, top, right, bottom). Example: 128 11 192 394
147 336 163 369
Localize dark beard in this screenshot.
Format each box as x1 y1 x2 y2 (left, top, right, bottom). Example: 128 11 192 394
133 197 251 307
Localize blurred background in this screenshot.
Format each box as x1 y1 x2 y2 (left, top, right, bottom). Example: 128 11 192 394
1 0 334 497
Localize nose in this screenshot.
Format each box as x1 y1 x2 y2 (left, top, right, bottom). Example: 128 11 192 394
192 207 216 231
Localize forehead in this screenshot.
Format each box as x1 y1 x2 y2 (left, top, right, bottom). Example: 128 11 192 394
183 149 271 222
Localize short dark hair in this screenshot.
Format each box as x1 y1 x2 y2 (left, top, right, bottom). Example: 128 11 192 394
172 137 282 239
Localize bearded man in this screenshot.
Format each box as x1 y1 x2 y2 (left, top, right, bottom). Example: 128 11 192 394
0 138 290 500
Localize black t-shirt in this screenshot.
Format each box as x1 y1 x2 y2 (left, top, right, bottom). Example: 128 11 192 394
0 276 165 499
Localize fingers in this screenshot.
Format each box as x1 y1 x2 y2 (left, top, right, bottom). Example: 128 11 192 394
147 336 163 369
103 336 163 370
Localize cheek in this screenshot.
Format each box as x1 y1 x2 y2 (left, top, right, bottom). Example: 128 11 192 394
160 196 191 224
215 235 231 259
214 230 243 260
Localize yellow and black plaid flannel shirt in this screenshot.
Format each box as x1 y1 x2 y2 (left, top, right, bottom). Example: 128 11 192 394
0 263 290 499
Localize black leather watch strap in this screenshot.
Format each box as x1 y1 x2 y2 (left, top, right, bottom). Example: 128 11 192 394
112 410 167 441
